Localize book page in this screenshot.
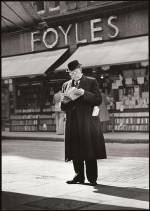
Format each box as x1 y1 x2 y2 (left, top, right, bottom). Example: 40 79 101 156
64 87 82 101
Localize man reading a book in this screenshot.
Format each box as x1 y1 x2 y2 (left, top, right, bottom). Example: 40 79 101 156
61 60 107 186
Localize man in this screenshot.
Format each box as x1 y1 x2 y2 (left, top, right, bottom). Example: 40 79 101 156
61 60 107 186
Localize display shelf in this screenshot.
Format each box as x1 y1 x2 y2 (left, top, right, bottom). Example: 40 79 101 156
11 125 38 132
107 111 149 132
39 125 56 132
10 113 56 132
15 109 40 113
38 113 56 132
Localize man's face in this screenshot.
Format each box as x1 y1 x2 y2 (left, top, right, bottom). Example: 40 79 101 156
68 67 82 81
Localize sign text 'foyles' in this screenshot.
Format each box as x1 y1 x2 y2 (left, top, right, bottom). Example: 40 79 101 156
31 16 119 51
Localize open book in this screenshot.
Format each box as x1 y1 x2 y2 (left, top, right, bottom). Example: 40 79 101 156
62 87 83 103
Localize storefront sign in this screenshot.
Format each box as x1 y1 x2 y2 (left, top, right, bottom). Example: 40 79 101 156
31 16 119 51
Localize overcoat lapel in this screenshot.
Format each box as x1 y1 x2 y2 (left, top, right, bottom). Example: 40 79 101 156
78 75 86 89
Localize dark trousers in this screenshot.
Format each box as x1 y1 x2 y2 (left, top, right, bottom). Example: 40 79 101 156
73 160 98 182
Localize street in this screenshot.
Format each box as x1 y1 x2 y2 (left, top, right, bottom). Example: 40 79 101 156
2 139 149 161
2 139 149 210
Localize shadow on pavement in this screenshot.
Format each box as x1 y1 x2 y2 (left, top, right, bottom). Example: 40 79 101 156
2 139 149 160
2 191 146 210
93 184 149 202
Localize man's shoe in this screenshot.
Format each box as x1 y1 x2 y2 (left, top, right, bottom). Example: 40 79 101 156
89 181 97 186
66 178 85 184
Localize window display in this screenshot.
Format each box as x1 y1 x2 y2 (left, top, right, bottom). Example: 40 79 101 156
94 65 149 132
15 84 41 113
5 65 149 133
10 79 64 132
98 67 149 111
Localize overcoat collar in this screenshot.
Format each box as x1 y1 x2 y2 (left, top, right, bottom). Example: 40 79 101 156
65 75 87 91
78 75 87 89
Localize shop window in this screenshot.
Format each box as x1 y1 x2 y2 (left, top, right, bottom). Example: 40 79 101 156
87 1 113 6
16 84 41 112
41 82 63 112
66 1 77 10
49 1 60 12
43 83 62 107
96 66 149 111
2 87 9 119
54 1 60 7
32 1 45 14
88 1 100 5
76 1 87 9
44 86 54 107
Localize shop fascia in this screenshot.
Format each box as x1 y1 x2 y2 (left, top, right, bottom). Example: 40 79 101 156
31 16 119 51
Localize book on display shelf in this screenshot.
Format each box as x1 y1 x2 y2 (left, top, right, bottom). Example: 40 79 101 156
10 113 56 132
107 111 149 132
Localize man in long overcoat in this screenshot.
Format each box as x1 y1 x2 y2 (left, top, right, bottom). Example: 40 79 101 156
61 60 107 186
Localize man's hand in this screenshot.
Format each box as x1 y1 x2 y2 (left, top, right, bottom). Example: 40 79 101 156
61 95 72 104
75 88 85 96
61 88 85 103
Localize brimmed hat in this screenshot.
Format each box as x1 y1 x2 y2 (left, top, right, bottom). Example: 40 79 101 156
67 60 81 71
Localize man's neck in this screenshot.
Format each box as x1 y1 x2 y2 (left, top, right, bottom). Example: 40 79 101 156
73 74 83 82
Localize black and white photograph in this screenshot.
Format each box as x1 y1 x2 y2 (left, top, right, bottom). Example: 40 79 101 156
1 1 149 210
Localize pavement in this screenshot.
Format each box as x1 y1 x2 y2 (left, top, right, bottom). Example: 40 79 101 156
2 153 149 210
1 131 149 143
2 131 149 210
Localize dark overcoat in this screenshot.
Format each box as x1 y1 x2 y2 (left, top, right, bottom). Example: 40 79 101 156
61 75 107 161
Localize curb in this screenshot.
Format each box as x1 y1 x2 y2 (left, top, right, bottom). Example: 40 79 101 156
2 136 149 143
2 136 63 142
105 139 149 144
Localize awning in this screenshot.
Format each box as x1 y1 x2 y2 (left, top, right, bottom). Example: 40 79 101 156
56 36 148 71
2 48 68 78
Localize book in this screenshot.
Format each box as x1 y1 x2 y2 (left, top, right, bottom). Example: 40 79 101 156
62 87 83 103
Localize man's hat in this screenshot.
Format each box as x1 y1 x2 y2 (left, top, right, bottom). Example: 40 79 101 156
67 60 81 71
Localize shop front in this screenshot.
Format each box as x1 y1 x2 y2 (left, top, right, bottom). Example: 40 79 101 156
2 4 149 133
2 48 69 132
56 36 149 132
